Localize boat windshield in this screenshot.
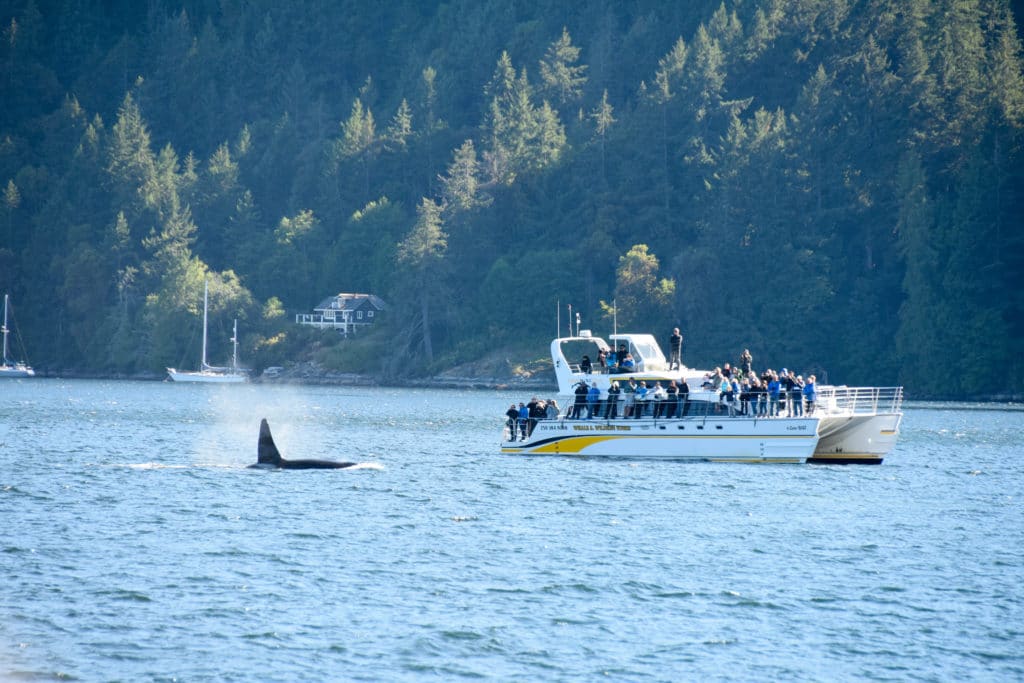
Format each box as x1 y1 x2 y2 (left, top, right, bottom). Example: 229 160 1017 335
610 334 666 368
631 339 664 364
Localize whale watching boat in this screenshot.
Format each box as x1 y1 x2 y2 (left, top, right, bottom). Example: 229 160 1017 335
1 293 34 378
501 331 902 464
167 280 247 383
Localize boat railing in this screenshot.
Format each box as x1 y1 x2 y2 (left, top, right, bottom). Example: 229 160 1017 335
816 386 904 415
504 396 763 441
502 387 904 441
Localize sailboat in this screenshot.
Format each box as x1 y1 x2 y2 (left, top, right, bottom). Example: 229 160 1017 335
1 293 34 378
167 280 247 383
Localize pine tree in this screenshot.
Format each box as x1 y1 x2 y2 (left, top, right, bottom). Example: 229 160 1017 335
106 92 156 214
440 139 490 213
3 179 19 244
385 98 413 151
590 89 616 183
539 26 588 105
396 197 448 364
895 151 943 393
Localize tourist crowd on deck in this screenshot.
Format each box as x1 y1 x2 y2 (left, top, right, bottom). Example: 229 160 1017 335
505 338 820 441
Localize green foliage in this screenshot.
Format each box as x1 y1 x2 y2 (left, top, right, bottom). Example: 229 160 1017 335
1 0 1022 396
602 245 676 331
539 27 588 105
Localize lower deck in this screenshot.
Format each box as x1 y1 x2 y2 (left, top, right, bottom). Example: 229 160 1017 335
502 404 901 464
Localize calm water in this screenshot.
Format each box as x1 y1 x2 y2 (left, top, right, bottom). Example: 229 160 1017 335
1 379 1022 682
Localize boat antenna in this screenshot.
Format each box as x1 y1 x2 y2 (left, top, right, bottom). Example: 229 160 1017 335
568 304 572 337
613 298 617 338
556 299 560 338
575 311 581 337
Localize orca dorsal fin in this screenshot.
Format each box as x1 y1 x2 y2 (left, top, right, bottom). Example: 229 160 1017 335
257 418 283 465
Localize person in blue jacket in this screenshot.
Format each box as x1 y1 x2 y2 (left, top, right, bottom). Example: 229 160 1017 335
633 381 648 419
802 375 817 415
586 382 602 419
767 374 781 416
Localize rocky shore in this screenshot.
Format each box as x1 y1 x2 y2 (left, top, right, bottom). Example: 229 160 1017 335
261 360 556 392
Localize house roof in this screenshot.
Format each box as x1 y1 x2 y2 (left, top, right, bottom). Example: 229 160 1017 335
313 293 387 312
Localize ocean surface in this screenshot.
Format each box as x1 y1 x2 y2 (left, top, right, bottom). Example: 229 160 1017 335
1 379 1022 682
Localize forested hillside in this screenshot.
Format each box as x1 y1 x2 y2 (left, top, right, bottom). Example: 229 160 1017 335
2 0 1022 397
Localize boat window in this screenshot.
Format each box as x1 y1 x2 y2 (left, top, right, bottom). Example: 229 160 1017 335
558 339 607 362
631 341 666 363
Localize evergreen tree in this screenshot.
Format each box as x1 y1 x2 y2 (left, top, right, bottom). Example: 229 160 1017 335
589 89 616 184
385 99 413 151
395 197 447 365
539 27 588 105
106 92 156 216
440 139 490 213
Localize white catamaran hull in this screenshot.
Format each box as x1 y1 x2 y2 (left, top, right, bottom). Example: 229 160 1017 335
503 416 820 463
810 413 902 464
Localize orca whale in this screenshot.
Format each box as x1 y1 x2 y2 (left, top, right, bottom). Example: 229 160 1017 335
250 418 357 469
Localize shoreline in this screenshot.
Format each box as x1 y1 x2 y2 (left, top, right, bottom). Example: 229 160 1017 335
22 368 557 393
14 368 1022 402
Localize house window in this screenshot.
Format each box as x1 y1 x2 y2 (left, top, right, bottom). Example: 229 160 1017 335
367 311 374 318
357 311 363 320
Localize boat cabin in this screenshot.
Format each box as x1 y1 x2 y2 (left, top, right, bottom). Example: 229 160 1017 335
550 331 696 396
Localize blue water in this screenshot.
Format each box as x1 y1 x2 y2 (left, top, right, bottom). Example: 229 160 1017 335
1 380 1022 681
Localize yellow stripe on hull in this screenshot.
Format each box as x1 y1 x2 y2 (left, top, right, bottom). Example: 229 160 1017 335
527 433 814 455
503 431 817 461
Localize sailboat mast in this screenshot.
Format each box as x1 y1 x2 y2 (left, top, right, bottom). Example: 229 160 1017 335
201 280 209 370
231 319 238 371
2 294 9 364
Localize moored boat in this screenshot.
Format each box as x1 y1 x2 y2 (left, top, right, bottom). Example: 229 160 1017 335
167 281 248 383
501 331 902 464
0 293 34 378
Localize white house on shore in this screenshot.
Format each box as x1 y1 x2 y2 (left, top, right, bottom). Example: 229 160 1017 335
295 293 387 335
